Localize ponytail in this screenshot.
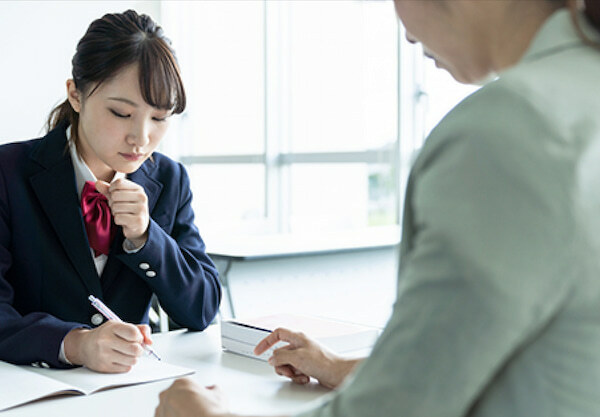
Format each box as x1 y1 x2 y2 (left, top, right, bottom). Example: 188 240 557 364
46 99 79 141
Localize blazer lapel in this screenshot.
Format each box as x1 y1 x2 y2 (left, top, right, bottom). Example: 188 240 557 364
128 160 163 215
28 127 103 297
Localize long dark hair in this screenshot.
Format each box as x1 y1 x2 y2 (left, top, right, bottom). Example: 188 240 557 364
46 10 186 146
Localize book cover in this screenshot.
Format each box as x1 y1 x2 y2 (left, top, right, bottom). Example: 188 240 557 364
221 313 380 361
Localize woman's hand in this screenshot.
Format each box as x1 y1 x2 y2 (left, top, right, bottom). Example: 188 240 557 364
64 321 153 373
155 379 230 417
254 328 361 389
96 179 149 247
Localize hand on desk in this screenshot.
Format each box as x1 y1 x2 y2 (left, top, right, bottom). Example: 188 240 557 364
254 327 361 389
154 328 362 417
155 379 230 417
64 321 153 373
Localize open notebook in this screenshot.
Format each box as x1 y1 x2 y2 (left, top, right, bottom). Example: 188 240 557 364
0 357 194 411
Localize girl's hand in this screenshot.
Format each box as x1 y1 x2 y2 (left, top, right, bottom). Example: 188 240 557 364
64 322 153 373
254 327 361 389
96 179 149 247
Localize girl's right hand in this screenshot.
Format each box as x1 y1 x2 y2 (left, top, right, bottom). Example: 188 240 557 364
64 321 152 373
254 327 362 389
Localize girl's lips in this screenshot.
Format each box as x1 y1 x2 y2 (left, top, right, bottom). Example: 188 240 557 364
120 153 143 161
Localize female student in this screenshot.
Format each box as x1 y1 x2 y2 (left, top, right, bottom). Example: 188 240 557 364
0 10 221 373
156 0 600 416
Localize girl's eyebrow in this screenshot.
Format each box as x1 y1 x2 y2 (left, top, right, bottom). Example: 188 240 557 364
107 97 138 107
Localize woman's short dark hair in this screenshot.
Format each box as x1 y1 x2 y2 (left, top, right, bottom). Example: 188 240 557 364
47 9 186 144
583 0 600 30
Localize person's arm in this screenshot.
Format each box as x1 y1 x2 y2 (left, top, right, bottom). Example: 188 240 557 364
114 162 221 330
292 84 578 417
254 327 363 389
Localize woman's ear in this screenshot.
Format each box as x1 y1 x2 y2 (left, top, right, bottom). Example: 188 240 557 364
66 79 81 113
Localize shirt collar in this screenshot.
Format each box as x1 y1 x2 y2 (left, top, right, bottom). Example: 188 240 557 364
67 126 126 199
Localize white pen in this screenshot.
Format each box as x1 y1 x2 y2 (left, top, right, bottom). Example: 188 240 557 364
88 295 161 361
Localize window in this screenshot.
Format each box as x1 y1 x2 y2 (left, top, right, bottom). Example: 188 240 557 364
161 0 477 240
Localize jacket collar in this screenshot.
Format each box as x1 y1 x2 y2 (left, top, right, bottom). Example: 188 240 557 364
522 9 600 64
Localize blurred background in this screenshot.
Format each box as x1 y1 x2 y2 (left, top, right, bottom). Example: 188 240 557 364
0 0 477 328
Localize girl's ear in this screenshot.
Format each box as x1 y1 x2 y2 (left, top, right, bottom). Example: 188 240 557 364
66 79 82 113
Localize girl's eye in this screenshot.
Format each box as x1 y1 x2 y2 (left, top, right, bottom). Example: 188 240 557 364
153 116 169 122
110 109 130 118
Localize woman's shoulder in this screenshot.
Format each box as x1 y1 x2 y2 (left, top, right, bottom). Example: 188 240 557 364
416 79 556 169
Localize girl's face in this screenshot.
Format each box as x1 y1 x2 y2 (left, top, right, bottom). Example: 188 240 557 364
67 63 172 182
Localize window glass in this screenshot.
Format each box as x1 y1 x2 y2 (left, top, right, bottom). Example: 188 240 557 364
284 1 398 153
289 163 395 234
167 1 265 156
188 164 266 238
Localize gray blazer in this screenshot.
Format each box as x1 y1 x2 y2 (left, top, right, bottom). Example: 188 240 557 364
299 10 600 417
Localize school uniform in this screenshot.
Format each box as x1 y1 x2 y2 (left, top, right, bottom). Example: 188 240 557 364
297 10 600 417
0 122 221 368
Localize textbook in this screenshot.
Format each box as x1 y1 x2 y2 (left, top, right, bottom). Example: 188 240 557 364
0 357 194 411
221 313 381 361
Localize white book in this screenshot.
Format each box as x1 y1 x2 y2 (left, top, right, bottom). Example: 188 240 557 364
0 357 194 412
221 313 381 361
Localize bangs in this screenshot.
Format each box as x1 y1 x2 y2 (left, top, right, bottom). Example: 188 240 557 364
139 39 186 114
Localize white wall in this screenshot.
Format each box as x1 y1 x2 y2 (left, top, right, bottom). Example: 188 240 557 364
0 0 160 144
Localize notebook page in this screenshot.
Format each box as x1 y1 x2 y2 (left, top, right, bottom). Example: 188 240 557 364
0 361 80 411
27 356 194 394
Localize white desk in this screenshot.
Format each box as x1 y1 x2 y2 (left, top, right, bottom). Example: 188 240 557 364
3 326 330 417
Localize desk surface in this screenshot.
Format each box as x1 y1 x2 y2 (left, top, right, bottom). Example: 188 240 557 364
4 326 330 417
207 226 400 261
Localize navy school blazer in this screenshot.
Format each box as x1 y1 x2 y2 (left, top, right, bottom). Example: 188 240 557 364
0 124 221 367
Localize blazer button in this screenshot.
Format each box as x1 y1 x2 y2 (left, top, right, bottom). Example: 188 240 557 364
91 313 104 326
146 270 157 278
139 262 150 270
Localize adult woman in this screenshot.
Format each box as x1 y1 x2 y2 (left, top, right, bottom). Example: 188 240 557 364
156 0 600 416
0 10 221 373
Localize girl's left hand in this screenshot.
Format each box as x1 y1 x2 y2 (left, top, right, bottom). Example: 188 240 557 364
96 179 149 247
